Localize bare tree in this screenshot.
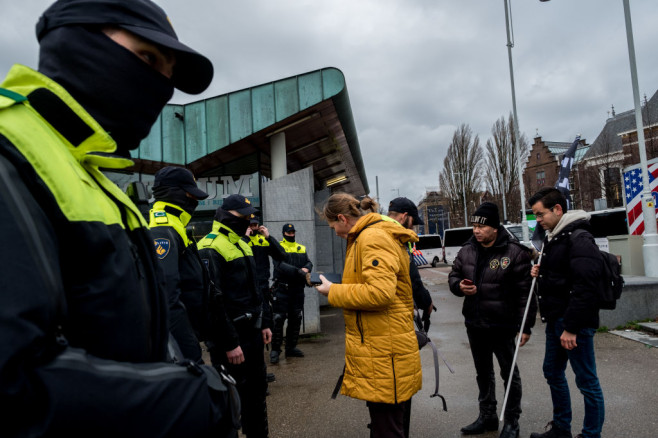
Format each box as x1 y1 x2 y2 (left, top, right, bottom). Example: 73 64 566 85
482 114 529 222
439 124 483 227
581 130 624 210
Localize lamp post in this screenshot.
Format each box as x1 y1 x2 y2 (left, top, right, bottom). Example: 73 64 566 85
503 0 530 242
453 172 468 227
540 0 658 276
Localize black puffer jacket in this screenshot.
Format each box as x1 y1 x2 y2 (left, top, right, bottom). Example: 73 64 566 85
535 217 601 332
449 227 535 333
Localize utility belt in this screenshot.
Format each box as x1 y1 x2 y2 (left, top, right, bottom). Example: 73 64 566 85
231 311 262 330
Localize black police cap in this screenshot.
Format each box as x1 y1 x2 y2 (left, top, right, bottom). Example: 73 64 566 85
36 0 213 94
221 194 257 216
282 223 296 233
153 166 208 199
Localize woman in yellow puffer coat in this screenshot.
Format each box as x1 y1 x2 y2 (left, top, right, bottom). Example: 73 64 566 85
316 193 422 438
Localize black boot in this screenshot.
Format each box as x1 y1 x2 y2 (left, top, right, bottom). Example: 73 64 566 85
270 350 280 364
499 420 519 438
285 347 304 357
460 414 499 435
271 313 285 353
529 421 572 438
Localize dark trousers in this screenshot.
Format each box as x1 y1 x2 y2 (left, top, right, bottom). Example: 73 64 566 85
271 286 304 352
544 320 604 438
210 325 268 438
367 399 412 438
466 326 522 422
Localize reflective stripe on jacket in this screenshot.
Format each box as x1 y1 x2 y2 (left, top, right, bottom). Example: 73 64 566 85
0 65 226 437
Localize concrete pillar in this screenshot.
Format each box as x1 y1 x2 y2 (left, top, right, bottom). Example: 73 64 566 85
262 167 320 333
270 132 287 179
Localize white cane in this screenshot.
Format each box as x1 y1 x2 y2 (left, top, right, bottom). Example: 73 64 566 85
499 242 544 422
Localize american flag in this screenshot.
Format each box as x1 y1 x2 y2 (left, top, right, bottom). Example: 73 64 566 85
623 160 658 235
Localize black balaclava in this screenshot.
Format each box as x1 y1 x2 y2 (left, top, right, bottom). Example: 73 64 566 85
215 208 250 237
283 234 296 243
38 26 174 157
152 185 198 215
222 215 250 237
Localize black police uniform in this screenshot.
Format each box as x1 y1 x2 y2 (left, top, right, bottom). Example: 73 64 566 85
0 71 232 438
246 230 286 306
198 208 272 438
150 201 209 362
271 225 313 357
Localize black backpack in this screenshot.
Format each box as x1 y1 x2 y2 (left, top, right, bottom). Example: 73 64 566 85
570 229 624 310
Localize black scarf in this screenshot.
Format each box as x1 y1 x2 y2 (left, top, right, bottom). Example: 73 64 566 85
38 26 174 157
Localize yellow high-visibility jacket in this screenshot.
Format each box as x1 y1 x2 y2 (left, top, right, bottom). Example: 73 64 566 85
328 213 422 404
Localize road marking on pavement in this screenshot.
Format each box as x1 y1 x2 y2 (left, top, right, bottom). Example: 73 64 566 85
427 269 449 276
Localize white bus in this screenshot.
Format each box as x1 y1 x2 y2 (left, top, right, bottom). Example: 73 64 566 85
442 227 473 265
412 234 444 268
442 224 526 264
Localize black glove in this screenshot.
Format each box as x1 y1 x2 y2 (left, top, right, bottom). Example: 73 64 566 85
422 304 436 332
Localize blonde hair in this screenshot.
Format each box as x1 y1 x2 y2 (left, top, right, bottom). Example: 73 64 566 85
321 193 378 222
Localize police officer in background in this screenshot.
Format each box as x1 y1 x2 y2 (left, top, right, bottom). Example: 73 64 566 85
245 217 285 385
198 195 273 438
0 0 235 436
149 166 210 363
270 223 313 364
245 217 286 313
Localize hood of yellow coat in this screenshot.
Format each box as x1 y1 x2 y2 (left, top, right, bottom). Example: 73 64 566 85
348 213 419 247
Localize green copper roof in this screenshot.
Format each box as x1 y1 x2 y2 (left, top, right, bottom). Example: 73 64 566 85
134 67 368 194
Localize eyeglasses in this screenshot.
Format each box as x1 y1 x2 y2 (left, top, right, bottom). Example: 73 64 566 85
534 208 554 219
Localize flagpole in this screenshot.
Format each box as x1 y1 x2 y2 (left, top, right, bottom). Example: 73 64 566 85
622 0 658 277
500 243 544 421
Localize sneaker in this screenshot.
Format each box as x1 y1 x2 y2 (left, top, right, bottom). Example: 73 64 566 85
270 350 280 364
529 421 572 438
266 373 276 382
460 414 499 435
285 348 305 357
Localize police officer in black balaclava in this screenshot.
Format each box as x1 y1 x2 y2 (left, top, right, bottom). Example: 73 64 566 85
149 166 211 363
0 0 243 436
270 224 313 363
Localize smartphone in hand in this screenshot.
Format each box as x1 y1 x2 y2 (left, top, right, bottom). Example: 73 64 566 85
462 279 474 286
309 272 342 285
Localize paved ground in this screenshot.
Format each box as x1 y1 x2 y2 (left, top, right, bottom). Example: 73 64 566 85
263 264 658 437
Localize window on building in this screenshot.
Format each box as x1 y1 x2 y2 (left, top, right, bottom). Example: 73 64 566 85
536 170 546 187
536 153 540 160
603 167 623 207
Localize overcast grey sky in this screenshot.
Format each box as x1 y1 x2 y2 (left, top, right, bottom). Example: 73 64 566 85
2 0 656 212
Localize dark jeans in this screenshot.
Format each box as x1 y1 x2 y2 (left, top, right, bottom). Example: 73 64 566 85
466 326 522 422
367 399 412 438
543 320 605 438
